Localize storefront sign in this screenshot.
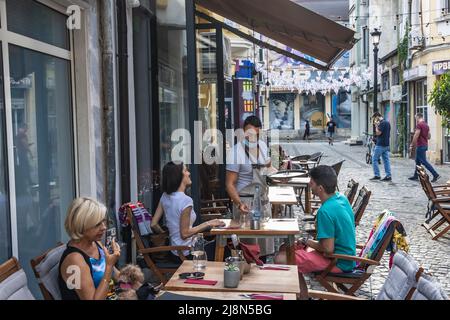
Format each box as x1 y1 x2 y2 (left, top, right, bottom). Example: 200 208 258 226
432 60 450 75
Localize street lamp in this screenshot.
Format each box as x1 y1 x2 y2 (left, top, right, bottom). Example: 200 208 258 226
371 28 381 113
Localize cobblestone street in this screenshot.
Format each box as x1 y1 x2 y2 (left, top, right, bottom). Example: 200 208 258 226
280 140 450 298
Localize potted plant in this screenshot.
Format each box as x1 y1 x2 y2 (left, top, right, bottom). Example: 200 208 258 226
223 263 240 288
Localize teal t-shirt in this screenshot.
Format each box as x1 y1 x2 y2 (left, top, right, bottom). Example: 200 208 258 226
316 193 356 272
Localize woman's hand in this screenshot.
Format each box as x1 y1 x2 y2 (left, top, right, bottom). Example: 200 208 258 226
208 219 226 228
102 239 121 267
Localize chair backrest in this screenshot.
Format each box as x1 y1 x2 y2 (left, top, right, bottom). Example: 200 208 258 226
344 179 359 205
358 211 401 270
0 257 35 300
411 273 448 300
331 160 345 177
291 154 311 161
376 250 422 300
30 243 66 300
309 152 323 163
352 186 372 225
417 166 437 200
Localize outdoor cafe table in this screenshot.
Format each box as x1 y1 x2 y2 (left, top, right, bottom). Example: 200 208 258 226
268 186 298 205
158 290 297 300
274 177 311 214
210 219 300 265
164 261 300 295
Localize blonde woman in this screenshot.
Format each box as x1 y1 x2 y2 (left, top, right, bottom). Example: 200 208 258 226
58 197 120 300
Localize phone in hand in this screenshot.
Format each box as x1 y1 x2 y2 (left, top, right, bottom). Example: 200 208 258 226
105 228 116 254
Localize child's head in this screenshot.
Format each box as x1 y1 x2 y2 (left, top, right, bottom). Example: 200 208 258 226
118 264 145 289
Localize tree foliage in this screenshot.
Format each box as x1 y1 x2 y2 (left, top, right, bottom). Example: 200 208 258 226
428 73 450 129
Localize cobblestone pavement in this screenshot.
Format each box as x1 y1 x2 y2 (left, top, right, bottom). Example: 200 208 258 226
280 140 450 299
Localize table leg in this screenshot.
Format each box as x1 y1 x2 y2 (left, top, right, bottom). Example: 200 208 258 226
305 184 311 214
214 235 225 262
286 235 296 265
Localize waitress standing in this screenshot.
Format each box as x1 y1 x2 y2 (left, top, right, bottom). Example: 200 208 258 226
225 116 274 259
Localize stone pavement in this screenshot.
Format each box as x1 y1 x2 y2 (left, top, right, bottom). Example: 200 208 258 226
280 140 450 298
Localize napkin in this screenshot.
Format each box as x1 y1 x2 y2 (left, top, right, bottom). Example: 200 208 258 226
258 266 290 271
184 279 218 286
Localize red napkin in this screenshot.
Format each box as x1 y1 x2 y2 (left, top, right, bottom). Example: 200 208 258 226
250 294 284 300
184 279 218 286
259 266 290 271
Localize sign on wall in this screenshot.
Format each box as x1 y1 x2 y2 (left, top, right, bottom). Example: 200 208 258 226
432 60 450 75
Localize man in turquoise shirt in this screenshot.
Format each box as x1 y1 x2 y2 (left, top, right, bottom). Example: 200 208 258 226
275 165 356 299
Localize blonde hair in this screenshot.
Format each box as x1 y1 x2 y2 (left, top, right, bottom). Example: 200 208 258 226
64 197 107 241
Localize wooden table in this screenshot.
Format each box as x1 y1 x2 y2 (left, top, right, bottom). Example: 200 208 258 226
268 186 298 205
164 261 300 295
211 219 300 265
274 177 311 214
158 290 297 300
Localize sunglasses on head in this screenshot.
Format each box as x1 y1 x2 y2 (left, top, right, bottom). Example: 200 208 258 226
178 272 205 280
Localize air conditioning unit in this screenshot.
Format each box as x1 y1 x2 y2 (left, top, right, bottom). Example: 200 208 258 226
199 32 232 81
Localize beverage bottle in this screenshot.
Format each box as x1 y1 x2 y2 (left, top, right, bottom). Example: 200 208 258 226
251 186 262 229
191 233 207 271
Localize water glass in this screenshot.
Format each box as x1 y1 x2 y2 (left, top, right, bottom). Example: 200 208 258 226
192 250 207 271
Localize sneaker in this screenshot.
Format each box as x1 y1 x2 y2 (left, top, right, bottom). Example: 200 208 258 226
431 175 441 183
369 176 381 181
408 176 418 181
381 176 392 181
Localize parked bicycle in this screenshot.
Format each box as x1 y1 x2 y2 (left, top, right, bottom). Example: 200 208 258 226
362 132 380 165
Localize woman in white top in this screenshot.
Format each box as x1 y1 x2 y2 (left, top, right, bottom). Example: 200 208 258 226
151 161 225 263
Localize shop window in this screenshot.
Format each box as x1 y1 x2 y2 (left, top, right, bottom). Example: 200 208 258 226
0 44 12 263
415 79 428 122
392 68 400 86
362 27 369 62
6 0 69 50
382 72 390 91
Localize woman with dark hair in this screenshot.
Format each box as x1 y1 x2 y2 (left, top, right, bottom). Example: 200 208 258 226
151 161 225 263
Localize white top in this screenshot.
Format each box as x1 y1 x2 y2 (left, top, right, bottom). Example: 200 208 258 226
160 192 196 256
226 141 270 192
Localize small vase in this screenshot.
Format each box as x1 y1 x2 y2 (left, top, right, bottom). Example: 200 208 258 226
224 270 240 288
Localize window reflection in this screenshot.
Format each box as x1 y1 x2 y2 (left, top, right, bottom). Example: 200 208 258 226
0 44 11 263
9 44 75 296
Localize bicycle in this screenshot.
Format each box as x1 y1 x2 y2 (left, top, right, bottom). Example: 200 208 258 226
362 132 380 165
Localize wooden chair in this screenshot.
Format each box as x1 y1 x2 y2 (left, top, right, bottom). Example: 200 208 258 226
331 159 345 191
417 166 450 240
306 179 360 221
30 242 66 300
304 186 370 238
126 206 190 285
309 250 425 300
0 257 35 300
352 186 372 226
200 198 231 222
313 214 403 296
0 257 21 284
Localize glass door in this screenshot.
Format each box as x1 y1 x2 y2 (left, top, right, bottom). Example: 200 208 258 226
0 44 12 264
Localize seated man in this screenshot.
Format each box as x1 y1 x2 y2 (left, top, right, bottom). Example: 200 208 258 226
274 165 356 299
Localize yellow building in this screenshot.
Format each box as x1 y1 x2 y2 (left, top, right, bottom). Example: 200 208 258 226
404 0 450 164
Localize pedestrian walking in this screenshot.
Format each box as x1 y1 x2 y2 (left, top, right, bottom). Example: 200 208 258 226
303 120 311 142
326 117 337 145
408 113 440 182
370 112 392 181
